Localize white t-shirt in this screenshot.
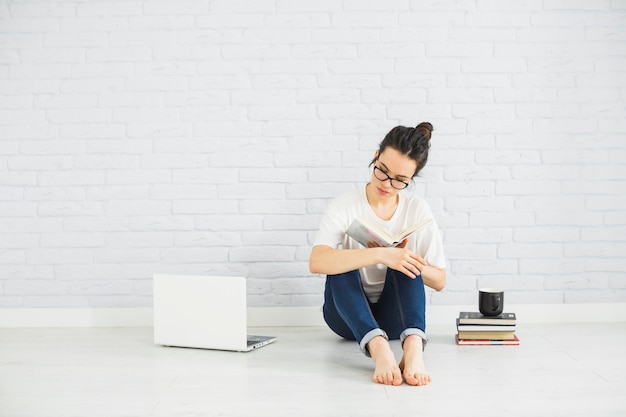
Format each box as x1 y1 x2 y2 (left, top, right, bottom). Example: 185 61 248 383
313 185 446 303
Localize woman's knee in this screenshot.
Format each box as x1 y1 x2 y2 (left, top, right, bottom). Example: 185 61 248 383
322 303 356 340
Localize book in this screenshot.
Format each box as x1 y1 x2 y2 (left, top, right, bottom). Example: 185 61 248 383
456 334 520 346
346 217 432 248
456 320 516 332
458 311 516 325
457 331 516 340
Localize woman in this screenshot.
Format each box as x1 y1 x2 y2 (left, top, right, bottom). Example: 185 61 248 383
309 122 446 386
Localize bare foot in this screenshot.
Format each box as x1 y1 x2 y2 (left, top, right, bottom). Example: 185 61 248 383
399 335 431 386
367 336 402 386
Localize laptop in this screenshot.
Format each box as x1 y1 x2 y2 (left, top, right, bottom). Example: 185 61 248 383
153 274 277 352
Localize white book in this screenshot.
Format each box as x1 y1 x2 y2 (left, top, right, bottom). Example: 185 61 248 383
346 217 432 248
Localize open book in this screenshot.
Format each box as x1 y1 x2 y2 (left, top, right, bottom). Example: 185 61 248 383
346 217 432 248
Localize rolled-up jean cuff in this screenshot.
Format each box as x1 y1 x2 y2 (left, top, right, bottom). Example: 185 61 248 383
400 328 428 350
360 328 388 357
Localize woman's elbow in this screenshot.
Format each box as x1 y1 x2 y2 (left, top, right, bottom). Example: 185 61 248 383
309 252 323 274
309 259 320 274
309 246 329 275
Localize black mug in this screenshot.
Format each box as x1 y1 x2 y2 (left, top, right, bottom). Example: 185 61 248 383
479 288 504 317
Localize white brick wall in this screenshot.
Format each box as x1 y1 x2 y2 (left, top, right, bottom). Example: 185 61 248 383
0 0 624 308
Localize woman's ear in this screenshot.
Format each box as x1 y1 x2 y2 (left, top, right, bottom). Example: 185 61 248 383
369 150 380 167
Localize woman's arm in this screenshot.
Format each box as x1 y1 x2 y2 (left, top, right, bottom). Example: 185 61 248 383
309 245 381 275
309 244 446 291
420 264 446 292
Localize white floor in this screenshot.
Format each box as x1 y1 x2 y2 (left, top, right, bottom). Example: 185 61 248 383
1 323 625 417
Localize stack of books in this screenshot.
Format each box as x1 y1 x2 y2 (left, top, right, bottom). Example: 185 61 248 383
455 311 519 346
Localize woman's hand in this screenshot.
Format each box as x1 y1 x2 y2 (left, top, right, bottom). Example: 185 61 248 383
385 248 427 279
371 239 427 279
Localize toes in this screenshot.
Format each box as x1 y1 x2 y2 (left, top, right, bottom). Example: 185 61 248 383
381 371 391 385
374 371 403 386
416 374 427 386
405 373 419 386
405 372 431 386
388 370 401 386
374 374 385 384
373 372 389 385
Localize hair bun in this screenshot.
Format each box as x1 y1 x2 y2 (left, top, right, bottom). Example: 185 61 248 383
415 122 433 140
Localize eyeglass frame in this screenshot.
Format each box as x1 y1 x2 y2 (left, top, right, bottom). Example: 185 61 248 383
372 162 411 190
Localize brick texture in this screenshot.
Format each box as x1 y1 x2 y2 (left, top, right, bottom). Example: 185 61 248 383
0 0 625 308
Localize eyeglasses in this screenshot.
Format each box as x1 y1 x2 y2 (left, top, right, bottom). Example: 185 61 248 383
373 165 410 190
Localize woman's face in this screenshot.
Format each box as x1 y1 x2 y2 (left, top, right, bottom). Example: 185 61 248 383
370 147 417 199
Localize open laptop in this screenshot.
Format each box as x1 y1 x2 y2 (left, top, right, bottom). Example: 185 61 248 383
153 274 276 352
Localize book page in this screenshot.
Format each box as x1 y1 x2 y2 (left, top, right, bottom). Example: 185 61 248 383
346 217 432 248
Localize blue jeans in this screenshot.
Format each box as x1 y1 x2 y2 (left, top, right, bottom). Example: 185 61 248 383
323 268 427 356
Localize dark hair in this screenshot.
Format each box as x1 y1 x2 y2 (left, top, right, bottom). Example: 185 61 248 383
370 122 433 178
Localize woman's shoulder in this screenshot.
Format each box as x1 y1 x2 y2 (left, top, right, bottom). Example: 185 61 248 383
329 186 365 207
401 191 427 205
323 187 368 221
401 192 433 214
